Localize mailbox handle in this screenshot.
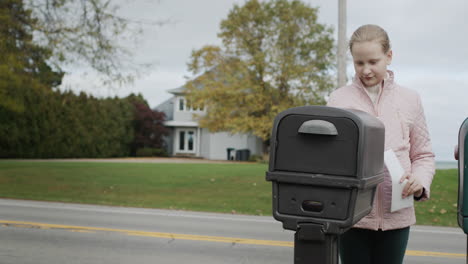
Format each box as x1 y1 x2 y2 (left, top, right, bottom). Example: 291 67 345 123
298 120 338 136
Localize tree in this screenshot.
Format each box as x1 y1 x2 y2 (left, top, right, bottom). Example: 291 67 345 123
0 0 64 112
11 0 166 88
1 0 165 110
185 0 335 149
129 97 169 156
24 0 135 86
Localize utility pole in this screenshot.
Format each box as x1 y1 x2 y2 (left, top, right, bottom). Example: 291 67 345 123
337 0 347 88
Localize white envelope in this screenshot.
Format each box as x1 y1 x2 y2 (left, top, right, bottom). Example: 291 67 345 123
384 150 413 212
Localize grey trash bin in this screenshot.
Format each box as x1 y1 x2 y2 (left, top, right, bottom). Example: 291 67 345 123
266 106 385 264
235 149 251 161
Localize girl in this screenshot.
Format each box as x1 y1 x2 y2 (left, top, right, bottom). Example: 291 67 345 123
327 24 435 264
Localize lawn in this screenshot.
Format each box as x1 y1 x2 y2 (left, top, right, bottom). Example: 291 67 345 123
0 161 271 215
0 161 460 227
413 169 459 227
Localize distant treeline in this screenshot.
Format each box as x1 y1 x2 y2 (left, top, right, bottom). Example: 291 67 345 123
0 86 168 158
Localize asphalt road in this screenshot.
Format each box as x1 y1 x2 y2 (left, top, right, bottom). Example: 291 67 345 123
0 199 465 264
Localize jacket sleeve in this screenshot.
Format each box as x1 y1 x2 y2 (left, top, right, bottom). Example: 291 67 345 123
409 94 436 201
327 93 337 107
326 91 340 107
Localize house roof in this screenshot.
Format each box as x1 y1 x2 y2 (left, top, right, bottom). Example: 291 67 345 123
167 86 187 95
167 66 218 95
164 120 198 127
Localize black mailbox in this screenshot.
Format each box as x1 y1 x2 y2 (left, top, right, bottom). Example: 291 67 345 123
266 106 385 264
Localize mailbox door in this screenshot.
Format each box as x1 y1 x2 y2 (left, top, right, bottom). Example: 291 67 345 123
274 114 359 176
277 183 351 220
458 118 468 233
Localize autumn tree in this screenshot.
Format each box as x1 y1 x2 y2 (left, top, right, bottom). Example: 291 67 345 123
0 0 64 112
185 0 335 149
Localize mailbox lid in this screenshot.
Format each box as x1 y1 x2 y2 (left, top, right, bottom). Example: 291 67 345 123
274 114 358 176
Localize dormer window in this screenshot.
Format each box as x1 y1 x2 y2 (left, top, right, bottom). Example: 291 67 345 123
177 96 204 112
179 98 185 111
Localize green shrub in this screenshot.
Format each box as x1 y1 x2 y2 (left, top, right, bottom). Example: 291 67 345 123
135 148 168 157
249 154 269 163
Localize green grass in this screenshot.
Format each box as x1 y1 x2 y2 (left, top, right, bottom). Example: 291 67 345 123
0 161 460 227
414 169 459 227
0 161 271 215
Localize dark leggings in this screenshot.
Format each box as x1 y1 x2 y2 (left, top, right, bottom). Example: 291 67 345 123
339 227 410 264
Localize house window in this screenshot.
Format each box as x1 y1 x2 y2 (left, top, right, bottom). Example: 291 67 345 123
188 131 194 151
177 129 196 153
179 131 185 150
179 98 184 111
177 96 205 113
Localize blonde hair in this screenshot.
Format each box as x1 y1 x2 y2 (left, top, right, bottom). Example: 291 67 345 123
349 24 391 53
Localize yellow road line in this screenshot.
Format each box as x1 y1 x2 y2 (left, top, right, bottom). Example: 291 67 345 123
0 220 464 259
0 220 291 247
407 250 465 258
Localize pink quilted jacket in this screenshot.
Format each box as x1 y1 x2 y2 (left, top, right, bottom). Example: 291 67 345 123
327 71 435 231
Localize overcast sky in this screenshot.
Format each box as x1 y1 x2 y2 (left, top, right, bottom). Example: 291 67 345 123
60 0 468 161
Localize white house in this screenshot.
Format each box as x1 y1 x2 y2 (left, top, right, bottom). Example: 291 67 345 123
155 86 263 160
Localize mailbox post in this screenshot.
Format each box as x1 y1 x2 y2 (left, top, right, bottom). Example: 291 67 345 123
266 106 385 264
455 117 468 263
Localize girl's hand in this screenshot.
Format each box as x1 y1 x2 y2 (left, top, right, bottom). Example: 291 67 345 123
400 174 424 198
